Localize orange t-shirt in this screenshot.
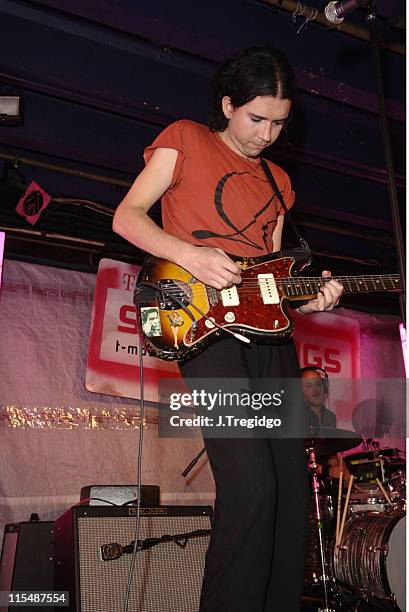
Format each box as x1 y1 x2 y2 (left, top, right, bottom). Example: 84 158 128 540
144 120 295 258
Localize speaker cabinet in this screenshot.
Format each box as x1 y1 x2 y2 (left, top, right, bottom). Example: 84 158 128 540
0 521 54 612
55 506 212 612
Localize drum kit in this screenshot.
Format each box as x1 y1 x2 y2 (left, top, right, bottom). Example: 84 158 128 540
303 429 406 612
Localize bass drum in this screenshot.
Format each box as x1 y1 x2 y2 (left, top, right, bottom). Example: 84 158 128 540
333 512 406 611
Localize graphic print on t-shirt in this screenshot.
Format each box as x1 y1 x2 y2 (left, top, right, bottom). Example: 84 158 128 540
191 171 282 252
144 120 294 257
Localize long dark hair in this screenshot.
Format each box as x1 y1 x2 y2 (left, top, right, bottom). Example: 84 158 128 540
209 45 295 132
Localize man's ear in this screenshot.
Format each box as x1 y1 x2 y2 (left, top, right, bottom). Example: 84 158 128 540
221 96 234 120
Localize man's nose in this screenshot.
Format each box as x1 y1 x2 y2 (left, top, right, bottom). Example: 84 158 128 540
259 124 271 143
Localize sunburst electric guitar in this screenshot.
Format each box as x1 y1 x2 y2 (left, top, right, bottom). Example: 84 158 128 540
134 251 401 361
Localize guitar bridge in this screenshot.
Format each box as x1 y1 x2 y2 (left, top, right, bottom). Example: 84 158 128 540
207 286 219 307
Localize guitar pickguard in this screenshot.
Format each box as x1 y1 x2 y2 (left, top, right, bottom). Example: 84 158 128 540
135 252 306 360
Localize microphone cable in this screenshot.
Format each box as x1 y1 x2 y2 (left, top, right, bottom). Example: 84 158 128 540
123 333 146 612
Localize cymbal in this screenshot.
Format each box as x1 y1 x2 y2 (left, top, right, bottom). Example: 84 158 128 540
305 427 362 455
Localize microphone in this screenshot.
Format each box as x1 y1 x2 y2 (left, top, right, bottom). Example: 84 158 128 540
324 0 362 24
100 529 212 561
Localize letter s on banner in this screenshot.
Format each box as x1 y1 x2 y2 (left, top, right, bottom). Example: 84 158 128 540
118 305 138 334
324 348 341 373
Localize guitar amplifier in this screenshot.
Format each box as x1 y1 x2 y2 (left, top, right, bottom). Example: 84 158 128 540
54 505 212 612
0 521 54 612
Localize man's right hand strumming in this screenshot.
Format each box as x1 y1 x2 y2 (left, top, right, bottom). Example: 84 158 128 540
178 245 242 290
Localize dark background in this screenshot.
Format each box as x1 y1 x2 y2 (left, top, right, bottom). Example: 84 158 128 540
0 0 405 314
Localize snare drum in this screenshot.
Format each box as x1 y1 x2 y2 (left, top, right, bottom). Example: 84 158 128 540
333 512 406 609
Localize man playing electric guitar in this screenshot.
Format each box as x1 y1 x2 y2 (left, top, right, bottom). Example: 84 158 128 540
113 46 343 612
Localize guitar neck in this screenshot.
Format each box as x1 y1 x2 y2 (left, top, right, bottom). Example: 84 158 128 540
283 274 401 301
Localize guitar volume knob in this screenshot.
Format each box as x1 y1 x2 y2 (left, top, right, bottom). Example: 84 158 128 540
205 318 216 329
224 312 235 323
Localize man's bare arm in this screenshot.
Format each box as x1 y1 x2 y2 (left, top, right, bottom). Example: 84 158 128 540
112 147 241 289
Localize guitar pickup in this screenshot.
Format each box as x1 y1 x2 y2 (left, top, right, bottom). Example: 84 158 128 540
258 274 279 304
221 286 239 307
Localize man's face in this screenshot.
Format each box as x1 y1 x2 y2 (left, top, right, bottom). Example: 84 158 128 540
147 311 159 328
302 371 326 408
143 310 160 336
221 95 292 159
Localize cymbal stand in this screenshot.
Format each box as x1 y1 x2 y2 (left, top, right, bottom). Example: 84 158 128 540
306 444 335 612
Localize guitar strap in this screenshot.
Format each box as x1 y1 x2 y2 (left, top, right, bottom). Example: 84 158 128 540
260 158 311 254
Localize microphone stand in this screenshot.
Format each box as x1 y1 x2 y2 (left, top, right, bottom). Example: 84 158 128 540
366 0 406 325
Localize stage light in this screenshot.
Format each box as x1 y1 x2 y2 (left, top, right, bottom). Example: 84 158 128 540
0 82 23 124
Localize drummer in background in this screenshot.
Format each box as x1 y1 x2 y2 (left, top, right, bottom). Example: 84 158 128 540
301 366 354 487
301 366 337 431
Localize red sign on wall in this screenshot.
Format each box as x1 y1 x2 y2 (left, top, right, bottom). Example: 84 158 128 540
293 308 360 425
86 259 180 402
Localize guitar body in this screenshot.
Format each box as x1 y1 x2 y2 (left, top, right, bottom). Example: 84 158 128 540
135 251 310 361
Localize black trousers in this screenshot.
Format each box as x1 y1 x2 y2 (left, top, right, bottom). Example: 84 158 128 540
180 338 310 612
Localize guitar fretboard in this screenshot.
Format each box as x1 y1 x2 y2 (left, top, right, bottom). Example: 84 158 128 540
280 275 401 298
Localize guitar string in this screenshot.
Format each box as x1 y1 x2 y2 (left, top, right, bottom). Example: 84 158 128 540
169 280 401 289
160 285 400 299
159 284 399 295
159 276 400 293
160 274 400 285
